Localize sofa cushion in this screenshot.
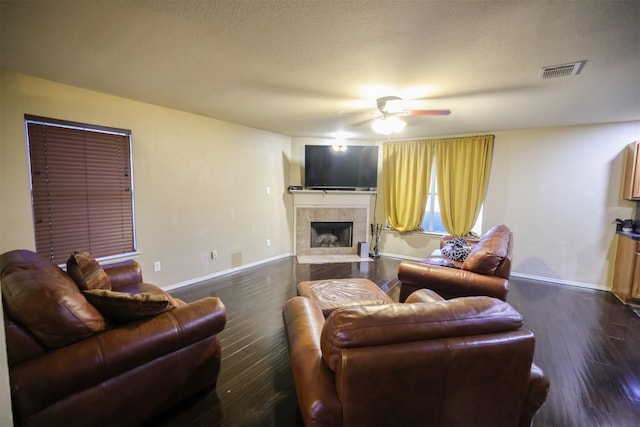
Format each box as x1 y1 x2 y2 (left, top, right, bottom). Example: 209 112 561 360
83 289 177 321
461 225 510 275
422 256 460 268
67 251 112 291
1 250 107 349
320 296 523 372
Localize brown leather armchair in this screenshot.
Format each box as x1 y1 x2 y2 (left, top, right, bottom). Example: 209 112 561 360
1 249 227 427
283 288 549 427
398 224 513 302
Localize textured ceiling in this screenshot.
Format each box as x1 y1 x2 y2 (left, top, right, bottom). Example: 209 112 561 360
1 0 639 140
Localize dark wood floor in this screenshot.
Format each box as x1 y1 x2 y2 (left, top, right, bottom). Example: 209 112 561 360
153 256 640 427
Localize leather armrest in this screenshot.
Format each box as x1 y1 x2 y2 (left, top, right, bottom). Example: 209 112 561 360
283 297 342 427
4 312 46 366
519 363 550 427
404 288 445 303
103 260 143 289
398 260 509 300
9 297 226 417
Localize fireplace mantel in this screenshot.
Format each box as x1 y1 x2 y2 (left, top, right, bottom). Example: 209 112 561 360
292 190 376 255
291 189 376 207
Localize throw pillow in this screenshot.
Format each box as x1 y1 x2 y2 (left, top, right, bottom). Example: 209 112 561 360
441 237 473 262
67 251 112 291
83 289 177 322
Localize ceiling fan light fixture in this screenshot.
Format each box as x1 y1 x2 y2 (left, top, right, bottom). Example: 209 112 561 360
371 116 406 135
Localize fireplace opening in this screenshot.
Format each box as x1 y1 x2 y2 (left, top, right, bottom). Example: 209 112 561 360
310 221 353 248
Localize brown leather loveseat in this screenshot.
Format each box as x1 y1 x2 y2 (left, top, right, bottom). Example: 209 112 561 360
283 288 549 427
398 224 513 302
1 249 227 427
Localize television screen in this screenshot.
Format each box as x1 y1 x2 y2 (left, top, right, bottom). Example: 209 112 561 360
304 145 378 190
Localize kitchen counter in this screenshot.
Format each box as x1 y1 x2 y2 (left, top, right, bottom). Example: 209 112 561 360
613 232 640 305
616 230 640 241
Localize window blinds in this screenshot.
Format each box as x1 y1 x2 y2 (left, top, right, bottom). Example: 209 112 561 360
26 116 135 264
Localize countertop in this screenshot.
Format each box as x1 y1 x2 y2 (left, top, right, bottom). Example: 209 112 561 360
616 230 640 240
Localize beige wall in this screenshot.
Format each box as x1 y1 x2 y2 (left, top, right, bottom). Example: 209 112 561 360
2 69 640 424
1 71 292 287
378 122 640 289
486 124 640 288
1 71 638 293
8 72 635 291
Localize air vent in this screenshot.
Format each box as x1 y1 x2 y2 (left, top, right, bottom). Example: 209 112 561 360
540 60 586 79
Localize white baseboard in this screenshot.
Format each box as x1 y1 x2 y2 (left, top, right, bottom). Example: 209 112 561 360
510 272 609 292
380 252 422 261
163 253 292 292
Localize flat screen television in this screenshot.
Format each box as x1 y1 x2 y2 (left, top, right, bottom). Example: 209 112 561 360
304 145 378 190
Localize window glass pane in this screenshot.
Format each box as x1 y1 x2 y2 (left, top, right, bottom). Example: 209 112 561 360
421 161 447 233
422 181 482 234
431 196 446 233
471 206 484 235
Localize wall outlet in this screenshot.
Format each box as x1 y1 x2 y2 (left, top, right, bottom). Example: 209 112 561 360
153 261 161 272
266 186 271 194
210 250 218 259
266 239 271 247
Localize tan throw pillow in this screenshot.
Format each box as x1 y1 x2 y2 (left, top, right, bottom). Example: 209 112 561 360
67 251 112 291
83 289 176 322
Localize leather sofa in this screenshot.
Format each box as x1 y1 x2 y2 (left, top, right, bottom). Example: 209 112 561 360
398 224 513 302
1 249 227 427
283 288 549 427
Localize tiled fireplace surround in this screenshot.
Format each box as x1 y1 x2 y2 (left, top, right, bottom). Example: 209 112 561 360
293 190 374 256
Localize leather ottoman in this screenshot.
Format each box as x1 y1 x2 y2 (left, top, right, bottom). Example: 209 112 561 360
296 278 393 317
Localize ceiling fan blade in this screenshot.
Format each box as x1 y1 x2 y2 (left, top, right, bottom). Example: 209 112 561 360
382 99 450 116
406 109 451 116
351 116 378 127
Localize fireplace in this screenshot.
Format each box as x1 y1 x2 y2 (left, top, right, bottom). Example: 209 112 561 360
292 190 374 256
310 221 353 248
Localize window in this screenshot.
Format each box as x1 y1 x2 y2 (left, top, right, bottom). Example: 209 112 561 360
383 136 492 235
421 160 483 234
422 165 446 233
26 115 136 264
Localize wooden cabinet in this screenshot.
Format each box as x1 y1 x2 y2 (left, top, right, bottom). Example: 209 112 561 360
632 255 640 300
622 141 640 200
612 234 640 304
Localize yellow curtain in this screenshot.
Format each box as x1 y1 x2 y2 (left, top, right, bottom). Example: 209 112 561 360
382 140 433 232
435 135 494 236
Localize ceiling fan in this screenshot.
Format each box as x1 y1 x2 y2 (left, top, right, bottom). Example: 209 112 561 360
368 96 451 135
